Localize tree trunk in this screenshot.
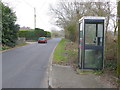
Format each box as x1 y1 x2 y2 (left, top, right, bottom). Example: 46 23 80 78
117 1 120 79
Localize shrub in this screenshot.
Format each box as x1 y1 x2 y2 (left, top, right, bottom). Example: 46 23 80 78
104 31 117 71
1 2 20 47
18 28 51 40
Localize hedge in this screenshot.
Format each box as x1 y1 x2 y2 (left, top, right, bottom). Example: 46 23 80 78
18 28 51 40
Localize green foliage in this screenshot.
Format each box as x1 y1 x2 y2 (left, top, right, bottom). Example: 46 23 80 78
93 70 103 75
53 38 78 65
1 42 28 51
53 39 67 63
34 28 46 39
16 42 28 47
2 2 19 47
76 67 104 75
2 45 10 50
76 69 103 75
18 30 35 40
46 31 51 37
18 28 51 40
76 69 94 74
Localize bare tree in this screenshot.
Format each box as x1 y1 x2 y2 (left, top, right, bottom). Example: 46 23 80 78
49 0 116 42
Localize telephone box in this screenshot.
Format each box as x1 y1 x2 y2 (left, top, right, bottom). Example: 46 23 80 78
78 16 105 69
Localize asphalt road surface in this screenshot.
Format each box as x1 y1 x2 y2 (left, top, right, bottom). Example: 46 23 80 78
2 38 61 88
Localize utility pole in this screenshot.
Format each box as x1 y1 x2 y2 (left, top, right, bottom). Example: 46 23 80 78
34 8 36 29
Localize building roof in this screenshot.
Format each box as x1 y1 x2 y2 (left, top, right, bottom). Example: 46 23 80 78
19 26 31 30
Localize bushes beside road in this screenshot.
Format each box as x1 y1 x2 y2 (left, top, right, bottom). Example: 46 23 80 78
1 2 20 47
18 28 51 40
18 30 35 40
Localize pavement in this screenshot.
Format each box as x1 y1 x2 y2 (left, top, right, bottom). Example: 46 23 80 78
49 64 113 88
2 38 61 88
48 53 113 88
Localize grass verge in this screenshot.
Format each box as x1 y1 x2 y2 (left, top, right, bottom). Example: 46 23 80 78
53 38 78 66
1 42 28 51
1 45 11 51
16 42 28 47
53 39 67 63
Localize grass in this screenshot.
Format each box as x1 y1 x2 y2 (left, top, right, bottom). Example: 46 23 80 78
1 45 11 50
19 29 34 31
93 70 104 75
53 39 67 63
16 42 28 47
76 68 94 74
26 40 36 42
53 38 78 65
1 42 28 51
76 68 103 75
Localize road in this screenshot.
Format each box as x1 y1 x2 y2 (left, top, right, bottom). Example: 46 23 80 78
2 38 61 88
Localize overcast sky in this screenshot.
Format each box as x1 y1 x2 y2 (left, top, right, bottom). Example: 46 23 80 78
2 0 116 31
2 0 61 31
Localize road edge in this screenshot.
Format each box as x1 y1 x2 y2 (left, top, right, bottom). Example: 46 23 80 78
1 42 31 53
48 40 60 88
